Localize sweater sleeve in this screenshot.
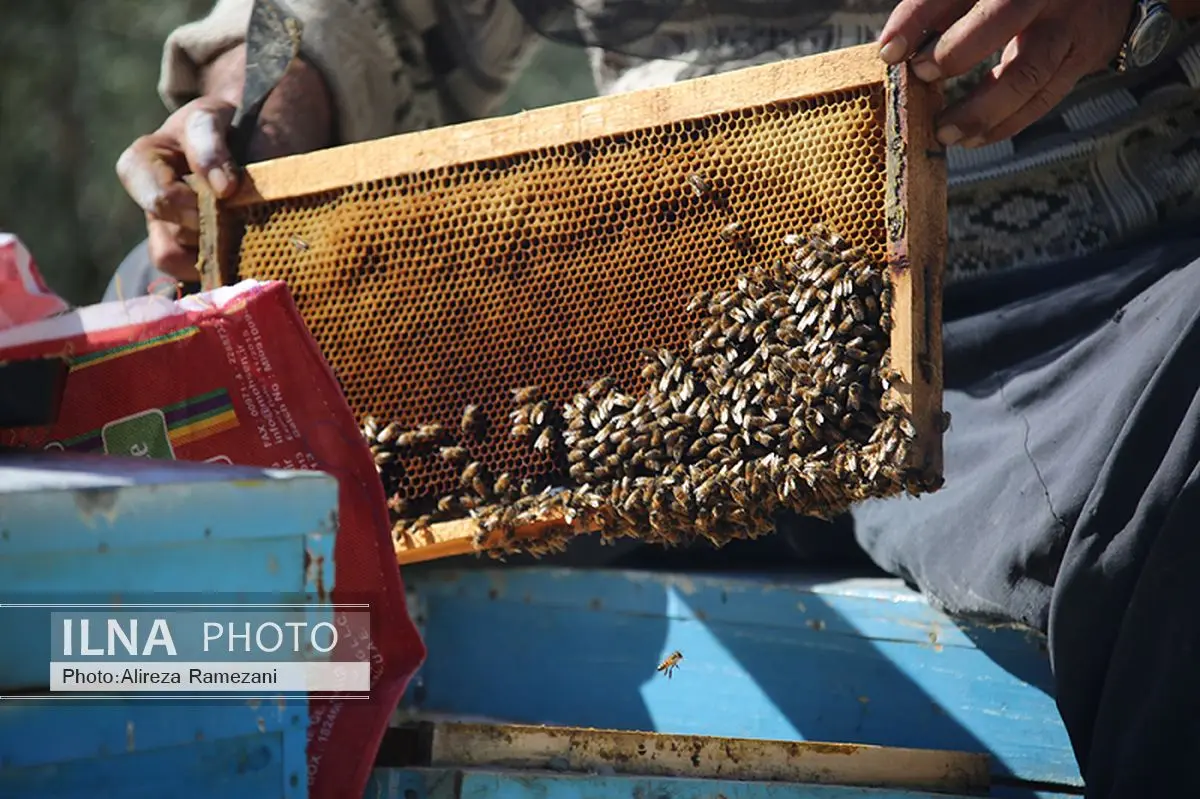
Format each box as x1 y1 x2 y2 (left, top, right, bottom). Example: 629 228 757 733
158 0 546 146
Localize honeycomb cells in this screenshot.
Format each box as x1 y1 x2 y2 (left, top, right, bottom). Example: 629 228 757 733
232 87 888 503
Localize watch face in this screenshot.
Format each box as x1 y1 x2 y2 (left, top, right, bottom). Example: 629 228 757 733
1131 12 1174 69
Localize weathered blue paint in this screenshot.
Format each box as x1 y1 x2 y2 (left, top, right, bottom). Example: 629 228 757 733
0 455 329 799
0 454 338 691
0 698 307 799
366 767 988 799
0 454 338 554
402 567 1080 790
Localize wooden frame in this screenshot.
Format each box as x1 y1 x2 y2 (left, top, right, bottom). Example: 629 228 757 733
197 43 946 567
379 720 991 795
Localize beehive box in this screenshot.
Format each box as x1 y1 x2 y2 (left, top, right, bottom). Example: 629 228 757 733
198 44 946 564
0 454 337 690
0 455 329 798
0 697 309 799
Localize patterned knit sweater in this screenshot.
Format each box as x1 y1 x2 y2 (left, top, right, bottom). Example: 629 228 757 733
158 0 1200 284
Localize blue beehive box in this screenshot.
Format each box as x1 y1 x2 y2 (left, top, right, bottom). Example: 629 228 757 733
0 454 337 799
0 698 309 799
0 454 338 690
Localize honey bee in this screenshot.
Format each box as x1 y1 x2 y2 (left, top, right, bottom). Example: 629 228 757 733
530 400 552 426
440 446 469 466
461 461 483 485
534 427 555 453
512 386 541 405
686 291 712 314
587 376 616 400
718 221 745 242
374 420 401 445
394 430 422 449
290 235 310 252
361 416 379 439
417 423 446 441
687 172 712 198
461 405 485 436
657 650 684 679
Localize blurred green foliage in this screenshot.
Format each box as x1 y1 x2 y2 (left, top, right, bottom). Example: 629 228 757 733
0 3 594 305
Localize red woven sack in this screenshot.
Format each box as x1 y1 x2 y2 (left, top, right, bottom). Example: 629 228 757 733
0 278 426 799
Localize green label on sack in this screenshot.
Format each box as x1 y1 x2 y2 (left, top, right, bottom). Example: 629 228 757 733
101 409 176 460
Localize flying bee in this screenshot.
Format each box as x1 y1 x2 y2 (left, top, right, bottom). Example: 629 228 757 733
687 171 712 198
657 650 684 679
291 235 310 252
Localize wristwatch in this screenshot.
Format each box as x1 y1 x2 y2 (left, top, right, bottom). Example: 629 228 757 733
1115 0 1178 73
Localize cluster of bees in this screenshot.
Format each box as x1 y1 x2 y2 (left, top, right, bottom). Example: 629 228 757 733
364 223 937 559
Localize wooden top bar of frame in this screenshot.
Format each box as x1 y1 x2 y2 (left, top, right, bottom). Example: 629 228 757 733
219 44 887 208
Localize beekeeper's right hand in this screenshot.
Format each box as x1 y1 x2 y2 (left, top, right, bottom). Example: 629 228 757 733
115 43 333 281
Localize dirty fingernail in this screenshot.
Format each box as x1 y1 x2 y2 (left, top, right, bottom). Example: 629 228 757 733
878 36 907 64
912 60 942 82
206 167 230 196
116 149 162 215
937 125 963 146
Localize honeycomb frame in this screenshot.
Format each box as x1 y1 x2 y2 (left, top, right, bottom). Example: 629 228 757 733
198 44 947 565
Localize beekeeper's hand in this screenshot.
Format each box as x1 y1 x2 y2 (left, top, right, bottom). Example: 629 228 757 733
877 0 1133 147
115 43 333 281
